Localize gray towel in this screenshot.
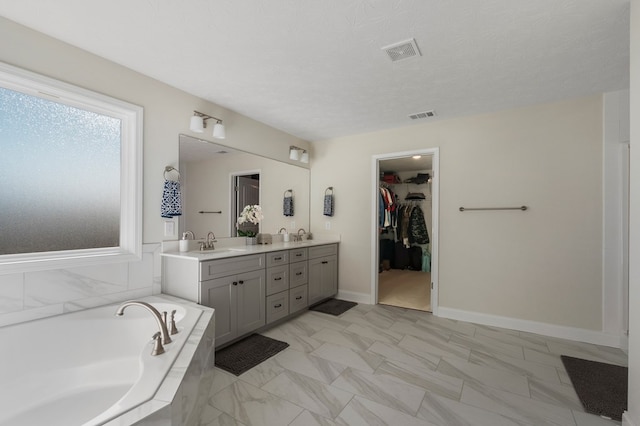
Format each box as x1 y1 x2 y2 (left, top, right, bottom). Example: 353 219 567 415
283 196 294 216
323 194 334 216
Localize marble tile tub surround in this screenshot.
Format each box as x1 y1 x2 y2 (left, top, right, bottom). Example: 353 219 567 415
201 304 627 426
0 243 162 327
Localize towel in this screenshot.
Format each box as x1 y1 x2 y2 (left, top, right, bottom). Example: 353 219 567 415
323 194 334 216
161 180 182 218
283 195 294 216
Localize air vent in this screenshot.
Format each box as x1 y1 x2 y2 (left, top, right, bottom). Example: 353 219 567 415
409 110 436 120
382 38 421 62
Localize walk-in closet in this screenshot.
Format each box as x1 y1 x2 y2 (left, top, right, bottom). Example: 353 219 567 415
378 155 433 312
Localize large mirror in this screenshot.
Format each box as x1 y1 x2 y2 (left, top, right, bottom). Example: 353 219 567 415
178 134 310 239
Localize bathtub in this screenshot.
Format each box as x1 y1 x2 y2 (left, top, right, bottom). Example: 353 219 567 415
0 295 211 426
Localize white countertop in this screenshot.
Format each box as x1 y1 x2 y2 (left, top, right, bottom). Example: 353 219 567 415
161 238 339 262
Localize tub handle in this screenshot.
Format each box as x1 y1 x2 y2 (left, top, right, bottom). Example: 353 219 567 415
151 332 165 356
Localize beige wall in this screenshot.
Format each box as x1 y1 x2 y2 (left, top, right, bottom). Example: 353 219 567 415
0 16 309 245
626 0 639 423
311 96 603 331
183 152 310 238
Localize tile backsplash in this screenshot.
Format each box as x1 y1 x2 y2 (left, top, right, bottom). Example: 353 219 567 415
0 243 161 327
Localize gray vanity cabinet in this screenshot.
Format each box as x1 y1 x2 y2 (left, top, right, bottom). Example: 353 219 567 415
199 254 266 347
308 244 338 305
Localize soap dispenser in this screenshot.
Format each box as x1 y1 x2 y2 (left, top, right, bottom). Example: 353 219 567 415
179 232 190 252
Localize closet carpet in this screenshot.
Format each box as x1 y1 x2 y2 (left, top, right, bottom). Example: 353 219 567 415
378 270 431 312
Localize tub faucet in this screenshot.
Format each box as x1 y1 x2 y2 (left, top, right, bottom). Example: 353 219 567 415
115 301 172 345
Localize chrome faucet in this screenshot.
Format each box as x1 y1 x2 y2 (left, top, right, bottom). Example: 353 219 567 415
115 300 172 345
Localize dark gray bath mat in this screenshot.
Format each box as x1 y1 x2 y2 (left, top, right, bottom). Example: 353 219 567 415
561 355 627 421
215 334 289 376
309 298 357 316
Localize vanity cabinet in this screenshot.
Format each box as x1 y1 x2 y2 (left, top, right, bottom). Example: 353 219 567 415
265 248 308 324
308 244 338 305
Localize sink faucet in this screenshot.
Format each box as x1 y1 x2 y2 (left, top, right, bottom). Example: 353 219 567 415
183 230 195 240
297 228 306 236
205 231 217 250
278 227 287 234
115 300 172 345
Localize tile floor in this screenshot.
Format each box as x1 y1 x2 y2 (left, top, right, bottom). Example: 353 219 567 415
199 303 628 426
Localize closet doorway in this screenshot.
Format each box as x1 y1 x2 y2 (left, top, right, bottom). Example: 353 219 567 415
371 149 439 314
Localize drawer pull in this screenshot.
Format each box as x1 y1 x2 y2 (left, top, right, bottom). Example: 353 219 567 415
295 296 302 300
274 303 282 308
239 280 244 285
322 261 328 264
296 253 302 257
232 281 238 286
296 272 302 276
274 256 282 261
274 277 282 281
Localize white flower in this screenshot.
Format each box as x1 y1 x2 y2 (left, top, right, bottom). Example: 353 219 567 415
237 205 263 226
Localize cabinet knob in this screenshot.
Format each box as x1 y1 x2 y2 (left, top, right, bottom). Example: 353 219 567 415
322 261 328 264
296 253 302 257
274 257 282 261
232 281 238 286
295 296 302 300
274 303 282 308
296 272 302 276
239 280 244 284
274 277 282 281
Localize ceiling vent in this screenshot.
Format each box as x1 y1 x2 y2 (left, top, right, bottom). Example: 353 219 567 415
409 110 436 120
382 38 421 62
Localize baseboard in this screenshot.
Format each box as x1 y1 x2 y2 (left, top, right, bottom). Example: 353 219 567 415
623 411 638 426
336 290 372 305
438 307 622 348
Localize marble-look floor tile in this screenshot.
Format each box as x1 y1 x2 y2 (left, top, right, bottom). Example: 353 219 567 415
546 340 627 367
331 367 426 416
437 358 530 397
238 356 285 388
209 368 239 396
310 327 376 352
523 347 565 368
200 408 247 426
572 410 621 426
389 320 452 343
461 383 576 426
261 324 323 353
450 332 525 359
344 322 404 345
474 326 551 352
375 360 463 401
337 396 436 426
528 378 583 411
416 316 477 337
399 333 471 361
557 367 573 386
474 323 521 336
417 390 528 426
274 347 347 384
262 370 353 419
367 340 440 370
312 342 384 373
292 311 351 332
289 410 347 426
199 404 225 425
469 349 561 383
209 380 303 426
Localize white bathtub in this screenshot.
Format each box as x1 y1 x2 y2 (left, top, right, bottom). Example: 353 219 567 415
0 295 205 426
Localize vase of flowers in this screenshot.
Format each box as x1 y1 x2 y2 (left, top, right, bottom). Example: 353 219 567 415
237 204 263 245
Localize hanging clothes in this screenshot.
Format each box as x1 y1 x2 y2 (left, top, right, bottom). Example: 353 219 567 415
409 205 429 245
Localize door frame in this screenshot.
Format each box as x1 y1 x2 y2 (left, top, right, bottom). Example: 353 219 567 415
370 148 440 315
229 169 261 236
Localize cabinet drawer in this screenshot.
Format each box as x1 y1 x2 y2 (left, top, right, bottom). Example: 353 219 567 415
308 244 338 259
289 248 308 262
266 291 289 324
266 251 289 267
200 254 265 281
289 285 308 314
266 265 289 296
289 261 308 288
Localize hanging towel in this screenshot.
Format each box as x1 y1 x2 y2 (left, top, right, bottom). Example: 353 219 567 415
161 179 182 218
283 195 294 216
323 194 334 216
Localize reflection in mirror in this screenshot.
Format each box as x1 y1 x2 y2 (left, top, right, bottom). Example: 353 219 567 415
178 134 310 239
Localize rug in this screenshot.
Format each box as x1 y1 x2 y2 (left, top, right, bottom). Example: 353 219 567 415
561 355 628 421
215 334 289 376
309 298 357 316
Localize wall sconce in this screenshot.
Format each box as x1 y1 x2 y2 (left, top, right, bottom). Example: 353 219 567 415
289 146 309 163
189 110 225 139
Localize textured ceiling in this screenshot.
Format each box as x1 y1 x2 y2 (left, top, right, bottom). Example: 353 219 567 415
0 0 630 142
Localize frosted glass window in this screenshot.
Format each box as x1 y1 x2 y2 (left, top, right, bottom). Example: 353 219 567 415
0 87 121 254
0 62 142 271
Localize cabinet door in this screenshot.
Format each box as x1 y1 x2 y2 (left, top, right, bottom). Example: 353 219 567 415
236 269 266 335
321 255 338 298
308 257 324 305
201 276 237 347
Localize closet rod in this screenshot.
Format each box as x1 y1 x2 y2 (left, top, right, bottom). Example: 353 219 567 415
459 206 527 212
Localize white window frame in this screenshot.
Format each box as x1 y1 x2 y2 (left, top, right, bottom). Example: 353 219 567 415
0 62 143 274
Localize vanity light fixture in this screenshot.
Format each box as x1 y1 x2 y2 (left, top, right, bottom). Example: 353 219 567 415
300 150 309 163
289 146 301 161
189 110 225 139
